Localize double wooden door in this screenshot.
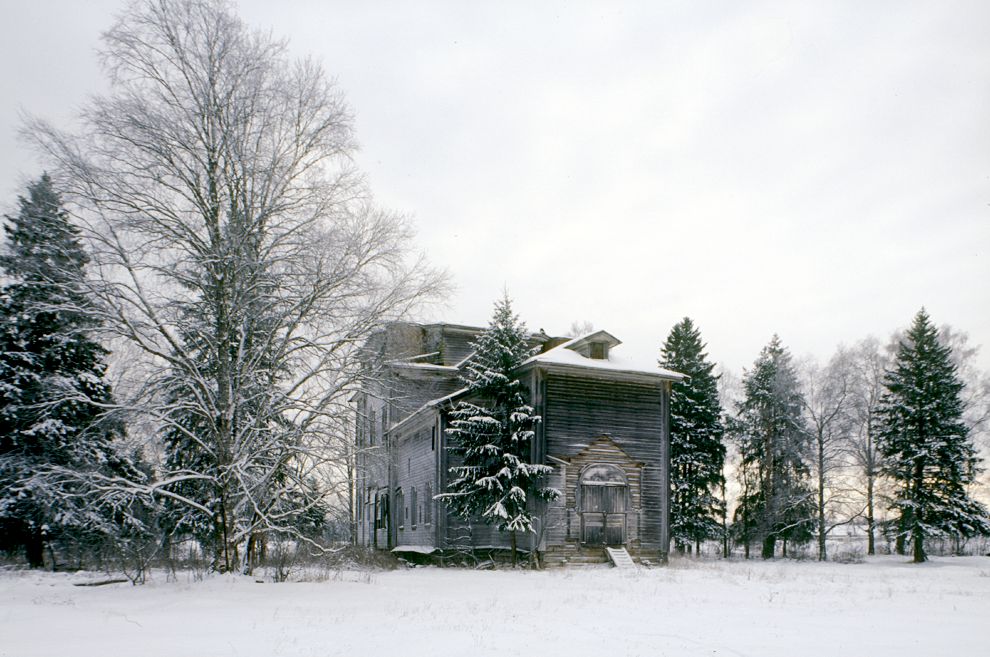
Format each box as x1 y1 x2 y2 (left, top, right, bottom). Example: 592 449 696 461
580 483 627 545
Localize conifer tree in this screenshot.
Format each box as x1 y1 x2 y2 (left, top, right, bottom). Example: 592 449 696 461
659 317 726 555
876 309 990 562
732 335 815 558
0 174 137 567
440 293 559 564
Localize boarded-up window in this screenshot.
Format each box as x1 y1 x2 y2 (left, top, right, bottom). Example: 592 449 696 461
411 487 418 528
424 483 433 525
396 488 404 529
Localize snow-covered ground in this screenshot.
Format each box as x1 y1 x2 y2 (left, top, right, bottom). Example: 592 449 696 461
2 556 987 657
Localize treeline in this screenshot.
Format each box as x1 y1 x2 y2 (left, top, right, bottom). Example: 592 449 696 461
0 0 445 579
662 313 990 563
2 0 987 579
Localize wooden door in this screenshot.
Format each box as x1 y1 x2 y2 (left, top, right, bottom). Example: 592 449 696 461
580 483 627 545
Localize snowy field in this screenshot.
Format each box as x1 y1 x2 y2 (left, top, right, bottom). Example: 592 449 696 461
2 556 988 657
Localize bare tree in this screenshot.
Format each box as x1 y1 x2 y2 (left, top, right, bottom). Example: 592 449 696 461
800 350 861 560
847 337 888 555
566 320 595 337
28 0 445 572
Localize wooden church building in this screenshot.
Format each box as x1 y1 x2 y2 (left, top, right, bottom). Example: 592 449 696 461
352 322 683 566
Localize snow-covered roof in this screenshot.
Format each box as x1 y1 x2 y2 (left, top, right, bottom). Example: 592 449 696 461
520 332 685 381
391 545 437 555
388 361 459 373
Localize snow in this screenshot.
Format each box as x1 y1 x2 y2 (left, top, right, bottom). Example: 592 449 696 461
522 334 685 380
391 545 437 554
2 556 988 657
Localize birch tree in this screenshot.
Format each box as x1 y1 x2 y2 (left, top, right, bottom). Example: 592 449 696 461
800 350 860 561
28 0 445 572
848 337 888 555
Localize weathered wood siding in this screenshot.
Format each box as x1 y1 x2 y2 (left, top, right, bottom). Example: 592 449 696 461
387 370 461 424
541 373 669 554
550 438 644 547
391 414 442 549
439 331 476 366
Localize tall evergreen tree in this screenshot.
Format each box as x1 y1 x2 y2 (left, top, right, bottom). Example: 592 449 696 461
0 174 138 567
440 293 559 564
659 317 726 555
876 309 990 562
732 335 815 558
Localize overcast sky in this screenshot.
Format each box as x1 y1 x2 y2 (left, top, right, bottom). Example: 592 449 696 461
2 1 988 375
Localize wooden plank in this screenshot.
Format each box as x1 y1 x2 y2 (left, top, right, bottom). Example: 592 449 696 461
606 546 636 569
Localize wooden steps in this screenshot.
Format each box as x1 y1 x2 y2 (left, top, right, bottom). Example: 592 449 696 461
541 544 643 568
605 546 636 569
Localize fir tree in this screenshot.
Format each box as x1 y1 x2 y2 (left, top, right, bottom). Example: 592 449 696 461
659 317 726 555
0 174 137 567
732 335 815 558
876 309 990 562
440 293 560 564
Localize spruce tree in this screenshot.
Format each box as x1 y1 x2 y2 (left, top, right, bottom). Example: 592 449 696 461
440 293 559 564
732 335 815 558
659 317 726 555
0 174 136 567
876 309 989 562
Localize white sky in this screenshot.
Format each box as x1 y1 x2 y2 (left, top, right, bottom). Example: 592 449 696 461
2 1 988 375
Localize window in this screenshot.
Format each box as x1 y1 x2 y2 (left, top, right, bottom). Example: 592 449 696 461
369 409 376 445
375 492 389 530
590 342 606 359
396 488 404 530
424 483 433 525
411 487 418 528
431 426 436 451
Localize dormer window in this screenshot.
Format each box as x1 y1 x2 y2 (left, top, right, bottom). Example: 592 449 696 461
565 330 621 360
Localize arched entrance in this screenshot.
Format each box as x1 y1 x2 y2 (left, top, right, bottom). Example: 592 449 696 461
578 464 628 546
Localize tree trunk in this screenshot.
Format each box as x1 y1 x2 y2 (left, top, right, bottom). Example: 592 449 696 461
761 535 775 559
866 475 876 556
912 530 926 563
911 463 925 563
25 530 45 569
720 479 729 558
510 531 518 567
347 444 357 546
865 422 876 556
817 435 827 561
